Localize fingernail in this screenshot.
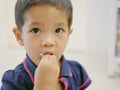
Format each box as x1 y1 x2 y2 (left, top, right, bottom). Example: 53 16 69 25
40 54 44 58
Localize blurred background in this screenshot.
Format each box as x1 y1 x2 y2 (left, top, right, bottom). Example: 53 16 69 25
0 0 120 90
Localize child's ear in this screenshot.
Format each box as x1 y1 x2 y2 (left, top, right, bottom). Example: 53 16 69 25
13 27 24 46
68 28 73 36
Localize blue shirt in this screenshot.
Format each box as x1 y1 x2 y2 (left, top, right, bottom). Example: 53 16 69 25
1 55 91 90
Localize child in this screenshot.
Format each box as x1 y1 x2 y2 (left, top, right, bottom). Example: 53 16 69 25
1 0 91 90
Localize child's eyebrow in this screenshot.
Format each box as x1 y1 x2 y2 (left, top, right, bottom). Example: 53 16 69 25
29 22 44 26
28 22 67 27
55 22 67 27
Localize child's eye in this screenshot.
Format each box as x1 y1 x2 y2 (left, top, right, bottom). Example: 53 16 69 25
31 28 41 33
55 28 63 33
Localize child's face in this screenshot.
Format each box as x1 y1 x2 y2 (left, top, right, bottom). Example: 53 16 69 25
13 5 72 65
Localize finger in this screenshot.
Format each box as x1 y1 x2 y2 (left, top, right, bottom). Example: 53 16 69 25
48 55 57 63
39 55 50 65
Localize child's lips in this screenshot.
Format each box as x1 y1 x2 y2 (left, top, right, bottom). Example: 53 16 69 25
44 51 54 55
39 51 54 58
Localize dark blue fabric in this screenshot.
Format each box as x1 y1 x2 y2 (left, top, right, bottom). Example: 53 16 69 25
1 55 91 90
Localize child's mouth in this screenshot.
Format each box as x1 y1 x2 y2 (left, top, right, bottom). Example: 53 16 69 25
40 51 54 57
44 52 54 55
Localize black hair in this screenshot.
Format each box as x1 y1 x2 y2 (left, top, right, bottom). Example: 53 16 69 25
15 0 73 31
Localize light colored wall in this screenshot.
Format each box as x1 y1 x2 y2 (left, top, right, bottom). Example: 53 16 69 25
86 0 110 57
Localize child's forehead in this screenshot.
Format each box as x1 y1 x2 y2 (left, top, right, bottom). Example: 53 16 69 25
26 3 67 12
24 4 68 17
23 5 69 24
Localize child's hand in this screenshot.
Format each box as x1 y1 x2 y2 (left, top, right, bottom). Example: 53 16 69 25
33 55 60 90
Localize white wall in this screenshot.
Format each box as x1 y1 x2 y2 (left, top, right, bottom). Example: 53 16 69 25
69 0 111 58
86 0 110 57
0 1 8 48
66 0 87 52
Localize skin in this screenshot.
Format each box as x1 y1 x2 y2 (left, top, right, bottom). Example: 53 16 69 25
13 4 73 90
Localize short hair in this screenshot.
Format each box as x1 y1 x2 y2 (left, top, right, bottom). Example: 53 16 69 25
15 0 73 31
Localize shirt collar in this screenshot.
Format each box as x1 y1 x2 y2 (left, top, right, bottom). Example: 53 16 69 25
60 56 73 77
25 55 37 77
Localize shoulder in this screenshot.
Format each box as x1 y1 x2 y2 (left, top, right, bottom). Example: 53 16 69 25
66 60 92 89
66 60 88 78
1 63 32 90
66 60 85 73
3 63 26 81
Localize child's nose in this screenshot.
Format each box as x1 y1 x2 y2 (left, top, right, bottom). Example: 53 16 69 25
41 36 55 47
